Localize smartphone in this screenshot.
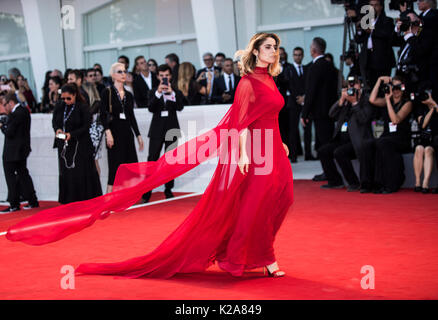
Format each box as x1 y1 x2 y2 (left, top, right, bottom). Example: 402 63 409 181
56 133 67 140
162 77 169 86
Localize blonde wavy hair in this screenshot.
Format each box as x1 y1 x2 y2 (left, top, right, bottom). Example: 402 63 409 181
234 32 281 77
178 62 196 97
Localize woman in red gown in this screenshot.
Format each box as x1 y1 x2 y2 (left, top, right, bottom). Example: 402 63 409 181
7 33 294 278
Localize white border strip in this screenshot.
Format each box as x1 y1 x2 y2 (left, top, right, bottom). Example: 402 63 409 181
0 192 204 236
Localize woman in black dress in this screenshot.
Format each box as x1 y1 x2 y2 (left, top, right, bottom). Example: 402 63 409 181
52 83 102 204
100 62 144 193
413 94 438 193
361 75 413 194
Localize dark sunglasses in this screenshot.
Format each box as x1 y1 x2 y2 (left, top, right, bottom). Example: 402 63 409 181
116 70 127 74
392 84 404 91
148 63 156 67
61 97 72 101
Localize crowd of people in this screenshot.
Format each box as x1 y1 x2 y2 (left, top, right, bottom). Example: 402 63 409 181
0 0 437 213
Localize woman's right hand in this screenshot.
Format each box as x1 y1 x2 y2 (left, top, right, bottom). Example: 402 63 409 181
106 130 114 149
238 153 250 175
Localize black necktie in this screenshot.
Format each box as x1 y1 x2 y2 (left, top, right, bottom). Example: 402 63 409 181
299 65 303 77
228 75 232 91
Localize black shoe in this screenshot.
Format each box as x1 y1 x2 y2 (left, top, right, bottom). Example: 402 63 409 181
432 188 438 194
382 189 393 194
142 191 152 203
360 188 372 193
164 189 174 199
373 187 384 194
347 184 360 192
422 188 431 194
414 186 422 192
320 183 344 189
305 155 317 161
0 206 20 213
23 201 39 210
312 173 327 182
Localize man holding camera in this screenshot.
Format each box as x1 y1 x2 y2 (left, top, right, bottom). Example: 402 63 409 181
318 76 374 190
0 92 38 212
142 64 185 203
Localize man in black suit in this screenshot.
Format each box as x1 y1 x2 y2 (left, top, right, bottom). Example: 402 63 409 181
0 92 38 212
142 64 185 203
211 58 241 104
275 47 294 160
196 52 221 104
165 53 180 87
133 56 159 108
301 37 339 181
358 0 396 89
287 47 314 162
67 69 90 106
318 76 374 191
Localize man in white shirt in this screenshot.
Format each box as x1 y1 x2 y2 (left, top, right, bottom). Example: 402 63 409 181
133 56 159 108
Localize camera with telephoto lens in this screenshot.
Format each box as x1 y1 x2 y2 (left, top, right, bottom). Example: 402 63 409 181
379 82 393 95
347 76 358 96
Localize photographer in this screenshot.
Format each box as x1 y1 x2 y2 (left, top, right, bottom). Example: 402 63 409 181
0 92 39 212
319 76 374 191
361 75 413 193
395 1 438 98
357 0 396 89
52 83 102 204
142 64 184 203
413 93 438 193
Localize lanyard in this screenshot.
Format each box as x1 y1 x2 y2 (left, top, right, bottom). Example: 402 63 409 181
63 104 75 131
114 87 126 113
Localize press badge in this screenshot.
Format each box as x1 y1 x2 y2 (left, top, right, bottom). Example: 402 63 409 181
341 122 348 132
389 122 397 133
119 113 126 120
161 111 169 117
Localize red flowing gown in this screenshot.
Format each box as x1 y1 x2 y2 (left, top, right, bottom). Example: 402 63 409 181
7 67 294 278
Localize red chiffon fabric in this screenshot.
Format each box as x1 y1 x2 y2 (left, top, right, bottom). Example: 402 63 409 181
7 67 294 278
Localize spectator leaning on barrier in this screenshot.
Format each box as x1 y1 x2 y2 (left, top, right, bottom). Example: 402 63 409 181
132 55 159 109
177 62 204 106
211 58 241 104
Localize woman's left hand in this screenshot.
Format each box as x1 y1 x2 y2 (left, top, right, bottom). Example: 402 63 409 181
283 143 289 157
137 135 144 151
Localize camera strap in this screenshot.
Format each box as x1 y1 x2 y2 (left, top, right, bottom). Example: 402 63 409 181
61 139 78 170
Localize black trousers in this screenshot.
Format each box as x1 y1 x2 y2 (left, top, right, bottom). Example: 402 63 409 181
144 135 178 197
360 135 411 192
289 102 313 157
3 159 37 207
278 105 293 155
317 134 359 186
314 118 334 155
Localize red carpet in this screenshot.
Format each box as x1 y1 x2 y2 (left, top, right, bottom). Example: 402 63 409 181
0 181 437 300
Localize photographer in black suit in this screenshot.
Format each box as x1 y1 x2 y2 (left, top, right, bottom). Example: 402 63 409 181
211 58 241 104
302 37 339 180
133 55 159 108
358 0 396 89
0 92 38 212
319 76 374 191
142 64 185 203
